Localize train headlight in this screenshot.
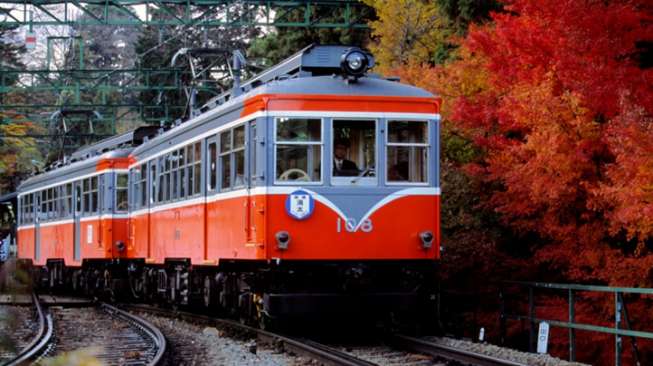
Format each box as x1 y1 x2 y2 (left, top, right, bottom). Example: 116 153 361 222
276 231 290 250
340 48 370 78
419 231 434 249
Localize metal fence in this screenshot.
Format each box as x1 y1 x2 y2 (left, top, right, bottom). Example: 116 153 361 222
500 281 653 366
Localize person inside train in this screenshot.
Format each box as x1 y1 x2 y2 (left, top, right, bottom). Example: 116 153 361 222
332 139 359 176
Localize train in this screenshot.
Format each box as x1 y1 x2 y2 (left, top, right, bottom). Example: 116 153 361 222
15 45 442 326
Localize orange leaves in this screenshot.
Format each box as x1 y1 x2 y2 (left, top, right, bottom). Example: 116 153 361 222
431 0 653 278
595 101 653 247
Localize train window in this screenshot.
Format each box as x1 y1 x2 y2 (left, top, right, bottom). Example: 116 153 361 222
179 148 187 198
91 176 99 213
234 126 245 187
220 130 232 190
208 142 217 191
130 168 139 209
116 173 128 212
186 145 194 196
171 151 179 201
83 179 90 213
46 189 53 219
157 157 165 203
249 122 257 186
164 153 171 202
193 142 201 195
139 165 147 207
66 184 72 216
331 120 377 185
386 120 429 184
219 127 245 190
41 190 46 218
275 118 322 183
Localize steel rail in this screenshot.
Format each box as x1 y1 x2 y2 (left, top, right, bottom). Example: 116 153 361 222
5 293 54 366
119 304 378 366
100 303 167 366
390 335 529 366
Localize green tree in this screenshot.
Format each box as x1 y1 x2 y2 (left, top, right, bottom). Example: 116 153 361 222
247 4 374 67
136 5 259 124
0 25 26 100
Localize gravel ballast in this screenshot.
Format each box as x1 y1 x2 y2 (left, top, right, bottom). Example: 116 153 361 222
424 337 589 366
0 305 39 362
137 312 315 365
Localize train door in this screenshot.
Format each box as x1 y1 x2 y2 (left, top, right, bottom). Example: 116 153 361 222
205 135 218 260
34 193 41 262
246 120 257 243
73 182 81 262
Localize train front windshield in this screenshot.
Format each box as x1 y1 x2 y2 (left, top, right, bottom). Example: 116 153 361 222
274 118 429 186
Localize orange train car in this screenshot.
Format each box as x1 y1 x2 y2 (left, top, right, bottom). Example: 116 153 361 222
17 46 441 324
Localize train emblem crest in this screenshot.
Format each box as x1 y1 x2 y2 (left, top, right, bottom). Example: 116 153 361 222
285 190 315 220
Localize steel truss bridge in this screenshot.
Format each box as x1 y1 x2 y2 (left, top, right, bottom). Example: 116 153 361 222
0 0 369 149
0 0 369 28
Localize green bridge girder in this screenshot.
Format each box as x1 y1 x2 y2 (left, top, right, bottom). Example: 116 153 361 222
0 0 369 28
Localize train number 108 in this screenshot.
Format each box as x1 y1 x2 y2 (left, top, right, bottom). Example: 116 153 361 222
336 217 373 233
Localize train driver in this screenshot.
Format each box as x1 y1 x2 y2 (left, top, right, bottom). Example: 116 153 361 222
332 139 359 176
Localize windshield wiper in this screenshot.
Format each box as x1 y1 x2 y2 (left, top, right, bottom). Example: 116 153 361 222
350 168 373 184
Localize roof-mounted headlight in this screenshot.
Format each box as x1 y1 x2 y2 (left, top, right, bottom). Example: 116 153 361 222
340 48 372 79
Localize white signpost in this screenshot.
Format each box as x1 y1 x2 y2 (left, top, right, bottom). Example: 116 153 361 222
25 31 37 50
537 321 550 354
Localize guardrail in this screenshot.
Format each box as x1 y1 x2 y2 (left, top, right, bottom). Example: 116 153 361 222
500 281 653 366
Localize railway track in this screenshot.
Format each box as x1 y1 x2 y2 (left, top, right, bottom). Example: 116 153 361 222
389 335 529 366
47 303 166 365
3 293 54 366
120 304 383 366
120 304 531 366
1 294 165 366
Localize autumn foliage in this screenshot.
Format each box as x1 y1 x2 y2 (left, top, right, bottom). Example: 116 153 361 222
365 0 653 363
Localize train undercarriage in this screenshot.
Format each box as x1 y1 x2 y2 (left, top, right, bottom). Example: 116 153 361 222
18 258 439 330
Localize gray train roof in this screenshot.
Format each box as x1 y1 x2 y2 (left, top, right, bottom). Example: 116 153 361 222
131 75 436 159
251 75 434 98
18 149 132 193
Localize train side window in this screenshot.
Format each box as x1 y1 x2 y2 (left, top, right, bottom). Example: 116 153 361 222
193 142 201 195
82 179 90 213
220 130 232 190
275 118 322 183
116 173 128 212
164 153 172 202
249 122 257 186
157 157 165 203
386 120 429 184
40 190 46 219
46 189 52 219
66 184 72 217
234 126 245 188
91 176 99 213
186 145 194 196
179 148 186 198
139 165 147 207
171 151 179 201
130 168 139 210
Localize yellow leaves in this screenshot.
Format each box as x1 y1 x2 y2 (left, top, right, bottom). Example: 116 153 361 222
0 112 44 193
363 0 450 73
